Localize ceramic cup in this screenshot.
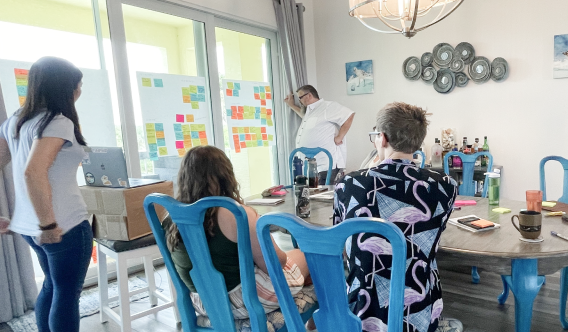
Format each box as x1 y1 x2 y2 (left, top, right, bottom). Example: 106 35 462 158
511 210 542 239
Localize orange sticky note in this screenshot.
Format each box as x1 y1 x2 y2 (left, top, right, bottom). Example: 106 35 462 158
177 148 185 157
200 138 208 145
237 113 243 120
266 93 272 99
262 134 268 140
231 106 237 112
186 114 194 122
156 131 165 138
238 106 244 113
240 142 247 148
261 127 267 133
245 134 251 141
244 127 250 133
199 131 207 138
183 95 191 103
265 86 271 92
226 89 233 96
260 99 266 106
232 127 238 133
233 135 239 141
235 146 241 153
184 140 192 148
471 219 495 228
254 93 260 100
266 109 272 115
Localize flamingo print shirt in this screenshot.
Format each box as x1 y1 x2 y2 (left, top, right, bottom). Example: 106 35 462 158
333 159 457 332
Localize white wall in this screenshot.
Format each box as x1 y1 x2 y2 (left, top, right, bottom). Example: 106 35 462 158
310 0 568 201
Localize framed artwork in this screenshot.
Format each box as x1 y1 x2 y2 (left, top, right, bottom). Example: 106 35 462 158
345 60 374 95
554 34 568 79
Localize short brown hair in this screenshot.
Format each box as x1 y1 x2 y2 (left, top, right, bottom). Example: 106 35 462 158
375 102 429 153
296 85 319 99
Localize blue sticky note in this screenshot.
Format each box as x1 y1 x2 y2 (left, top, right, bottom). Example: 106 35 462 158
157 138 166 146
173 123 182 131
261 119 267 125
17 85 27 96
240 134 245 141
255 107 261 113
190 93 198 100
233 90 239 97
175 132 184 140
155 123 164 131
149 152 159 160
226 109 232 116
153 79 163 87
191 131 199 139
259 86 265 93
196 94 206 102
254 86 259 93
234 83 241 90
255 113 261 119
197 86 205 93
148 144 158 152
257 140 263 147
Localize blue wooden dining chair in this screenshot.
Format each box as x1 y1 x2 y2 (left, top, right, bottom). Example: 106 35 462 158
443 151 493 284
288 147 333 186
256 213 407 332
413 150 426 168
539 156 568 204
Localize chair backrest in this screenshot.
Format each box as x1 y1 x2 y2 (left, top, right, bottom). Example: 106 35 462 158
144 194 268 332
540 156 568 204
256 213 407 332
443 151 493 197
289 147 333 185
413 150 426 168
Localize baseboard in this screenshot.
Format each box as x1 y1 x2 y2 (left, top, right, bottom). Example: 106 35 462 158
83 257 165 288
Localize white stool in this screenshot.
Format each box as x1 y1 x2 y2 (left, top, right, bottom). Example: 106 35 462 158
96 243 180 332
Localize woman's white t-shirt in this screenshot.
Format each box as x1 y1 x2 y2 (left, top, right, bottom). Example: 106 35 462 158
0 112 88 236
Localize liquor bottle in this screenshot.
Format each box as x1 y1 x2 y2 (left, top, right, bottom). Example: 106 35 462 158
452 143 462 168
474 138 481 166
481 136 490 167
431 138 443 168
461 137 469 154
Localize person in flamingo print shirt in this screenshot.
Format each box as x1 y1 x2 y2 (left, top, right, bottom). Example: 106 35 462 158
333 102 462 332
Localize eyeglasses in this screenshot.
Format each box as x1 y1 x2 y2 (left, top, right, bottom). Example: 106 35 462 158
369 131 381 143
298 93 309 100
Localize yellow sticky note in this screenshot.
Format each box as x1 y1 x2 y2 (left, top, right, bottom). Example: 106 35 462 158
200 138 208 145
232 127 238 134
142 78 152 87
191 101 199 109
177 148 185 157
182 124 191 133
265 86 271 92
192 139 201 146
244 127 250 133
158 147 168 156
492 207 511 214
183 95 191 103
238 127 245 134
542 201 557 207
16 78 28 86
182 87 190 95
186 114 194 122
227 82 234 89
145 123 155 130
196 124 206 131
147 137 157 144
189 85 198 93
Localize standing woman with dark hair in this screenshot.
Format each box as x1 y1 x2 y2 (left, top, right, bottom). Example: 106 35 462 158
0 56 92 332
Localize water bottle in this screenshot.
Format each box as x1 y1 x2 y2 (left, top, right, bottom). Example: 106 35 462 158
292 156 303 178
294 183 311 218
431 138 443 167
306 157 319 188
485 169 500 205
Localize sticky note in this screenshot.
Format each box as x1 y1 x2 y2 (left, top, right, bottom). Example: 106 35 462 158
14 69 28 77
227 82 234 89
246 141 253 148
244 113 254 119
156 131 165 139
262 134 268 140
233 90 239 97
238 127 245 134
184 140 192 148
190 94 198 101
260 92 266 99
183 95 191 103
176 141 184 149
267 109 272 115
147 136 157 144
234 83 241 90
16 78 28 86
192 139 201 146
261 113 266 119
543 201 557 207
186 114 194 122
237 113 243 120
265 86 271 92
155 123 164 131
146 130 157 139
141 78 151 87
263 141 269 147
240 142 247 148
157 138 166 146
238 106 244 113
190 124 199 131
231 106 238 113
261 99 266 106
266 92 272 99
254 86 260 93
148 144 158 152
173 123 182 131
196 124 206 131
196 94 206 102
492 207 511 214
251 134 257 141
198 86 205 93
177 148 185 157
191 132 199 139
454 200 477 207
158 147 168 156
182 124 191 133
232 127 238 133
149 152 159 160
268 134 274 141
235 146 241 153
154 79 163 87
255 113 261 119
244 127 250 133
245 134 251 141
146 123 155 130
267 114 271 120
233 134 239 141
227 109 232 116
254 93 260 100
471 219 495 228
201 138 208 145
191 101 199 109
18 96 26 106
240 134 245 141
176 114 184 122
231 113 237 119
259 86 265 93
182 87 190 95
255 140 261 147
199 131 207 138
255 107 261 113
261 127 267 133
261 119 267 125
175 132 184 140
226 89 233 96
261 107 267 114
17 85 27 96
267 119 273 126
189 85 198 93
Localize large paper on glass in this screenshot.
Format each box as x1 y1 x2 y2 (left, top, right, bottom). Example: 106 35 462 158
136 72 212 160
222 79 275 153
0 59 117 147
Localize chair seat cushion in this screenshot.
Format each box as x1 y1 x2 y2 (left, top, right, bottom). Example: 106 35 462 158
95 234 156 252
196 285 317 332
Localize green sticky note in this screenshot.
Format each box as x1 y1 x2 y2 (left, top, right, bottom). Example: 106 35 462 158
243 106 250 112
142 78 152 87
191 101 199 109
261 113 266 119
267 119 273 126
227 82 234 89
189 85 198 93
147 137 157 144
268 134 273 141
158 147 168 156
190 124 199 131
246 141 253 148
263 141 269 147
244 113 253 119
260 92 266 99
238 127 245 134
182 87 190 95
145 123 155 130
192 139 201 146
254 127 262 135
196 124 206 131
16 78 28 86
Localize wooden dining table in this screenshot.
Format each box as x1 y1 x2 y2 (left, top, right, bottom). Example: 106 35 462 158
247 189 568 332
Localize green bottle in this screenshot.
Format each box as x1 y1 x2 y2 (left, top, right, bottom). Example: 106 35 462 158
481 136 489 167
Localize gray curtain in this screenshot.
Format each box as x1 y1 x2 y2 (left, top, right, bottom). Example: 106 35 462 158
273 0 308 182
0 82 37 323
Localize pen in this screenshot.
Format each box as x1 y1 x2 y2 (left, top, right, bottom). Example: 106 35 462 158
453 206 461 211
551 231 568 242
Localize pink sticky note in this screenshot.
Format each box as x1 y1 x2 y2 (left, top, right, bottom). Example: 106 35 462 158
175 141 184 149
176 114 184 122
454 200 477 207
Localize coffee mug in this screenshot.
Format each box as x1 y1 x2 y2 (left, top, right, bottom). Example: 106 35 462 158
511 211 542 239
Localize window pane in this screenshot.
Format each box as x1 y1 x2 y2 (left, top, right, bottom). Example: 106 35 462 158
216 28 278 197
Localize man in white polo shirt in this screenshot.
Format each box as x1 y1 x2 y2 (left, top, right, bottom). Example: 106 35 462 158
285 85 355 184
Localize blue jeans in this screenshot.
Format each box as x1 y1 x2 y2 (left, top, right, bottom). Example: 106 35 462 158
22 220 93 332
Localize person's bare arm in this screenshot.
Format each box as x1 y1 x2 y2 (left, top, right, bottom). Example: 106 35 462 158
25 137 65 243
284 93 304 119
0 138 10 170
334 113 355 145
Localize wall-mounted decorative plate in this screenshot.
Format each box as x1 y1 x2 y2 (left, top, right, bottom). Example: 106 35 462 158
433 43 454 68
454 42 475 64
434 68 456 93
450 58 464 72
403 56 422 80
422 66 437 84
421 52 433 67
455 72 469 87
491 57 508 82
469 56 491 83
